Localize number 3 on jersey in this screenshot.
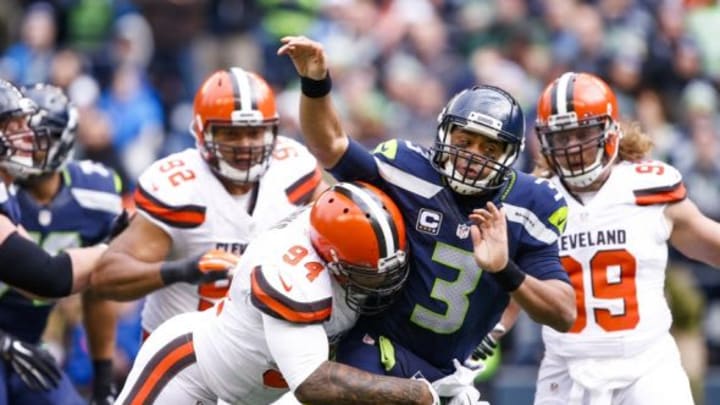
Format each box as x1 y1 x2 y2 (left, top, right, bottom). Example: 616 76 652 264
562 249 639 333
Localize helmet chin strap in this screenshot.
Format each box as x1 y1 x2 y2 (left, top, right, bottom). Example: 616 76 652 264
0 156 42 180
559 139 619 189
443 159 496 195
216 159 267 184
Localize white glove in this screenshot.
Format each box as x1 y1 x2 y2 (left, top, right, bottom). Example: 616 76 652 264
432 359 483 398
446 385 483 405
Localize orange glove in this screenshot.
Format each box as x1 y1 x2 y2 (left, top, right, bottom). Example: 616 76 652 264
160 249 240 285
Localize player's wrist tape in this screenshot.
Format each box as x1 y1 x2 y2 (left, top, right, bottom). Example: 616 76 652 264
490 260 526 292
301 72 332 98
92 359 113 391
159 257 196 285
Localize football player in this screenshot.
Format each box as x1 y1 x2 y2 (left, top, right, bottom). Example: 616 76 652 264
532 72 720 404
116 182 450 404
279 36 575 403
4 83 122 405
0 78 106 298
91 68 327 338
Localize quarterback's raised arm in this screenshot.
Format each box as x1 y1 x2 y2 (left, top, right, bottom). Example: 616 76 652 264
278 36 349 168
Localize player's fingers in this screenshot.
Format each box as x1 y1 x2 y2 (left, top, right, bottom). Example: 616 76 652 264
487 202 506 222
470 224 483 244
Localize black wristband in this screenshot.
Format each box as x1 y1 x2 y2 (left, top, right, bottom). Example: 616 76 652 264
301 73 332 98
92 359 113 391
159 259 189 285
490 260 526 292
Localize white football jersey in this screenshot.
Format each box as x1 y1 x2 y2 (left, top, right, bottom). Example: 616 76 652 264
192 209 358 404
135 136 322 333
542 160 687 358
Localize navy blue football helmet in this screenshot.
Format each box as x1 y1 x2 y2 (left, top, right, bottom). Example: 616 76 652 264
431 85 525 195
0 79 43 179
22 84 78 175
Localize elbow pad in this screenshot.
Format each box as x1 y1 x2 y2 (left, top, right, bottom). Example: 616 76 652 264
0 232 73 297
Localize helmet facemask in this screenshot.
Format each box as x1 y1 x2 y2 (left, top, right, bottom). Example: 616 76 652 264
328 249 409 315
309 182 409 316
191 68 280 185
432 114 522 195
26 105 78 176
537 112 621 188
195 117 278 184
0 101 53 180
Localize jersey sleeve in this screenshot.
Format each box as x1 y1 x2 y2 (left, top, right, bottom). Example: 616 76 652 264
508 174 570 282
263 314 329 391
250 253 333 324
275 137 324 206
328 137 381 182
65 160 123 216
133 153 207 233
629 161 686 206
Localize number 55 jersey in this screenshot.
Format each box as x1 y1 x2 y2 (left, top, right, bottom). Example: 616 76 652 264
542 160 687 358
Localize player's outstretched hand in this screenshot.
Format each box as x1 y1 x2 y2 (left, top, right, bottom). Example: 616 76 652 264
160 249 240 285
0 331 62 391
277 36 328 80
469 202 508 273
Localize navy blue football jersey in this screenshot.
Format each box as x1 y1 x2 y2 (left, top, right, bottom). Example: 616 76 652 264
0 160 121 343
331 139 569 371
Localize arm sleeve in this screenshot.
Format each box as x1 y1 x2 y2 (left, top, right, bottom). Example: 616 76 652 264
0 232 73 297
262 313 330 391
327 138 381 182
516 242 570 284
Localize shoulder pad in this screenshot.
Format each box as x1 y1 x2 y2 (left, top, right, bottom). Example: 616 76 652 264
134 151 207 228
373 139 431 161
65 161 122 215
267 137 323 206
620 161 686 206
65 161 121 194
503 172 569 242
370 139 444 199
249 239 332 324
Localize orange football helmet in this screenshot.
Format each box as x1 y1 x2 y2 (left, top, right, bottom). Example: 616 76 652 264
191 67 279 184
310 182 409 315
535 72 622 188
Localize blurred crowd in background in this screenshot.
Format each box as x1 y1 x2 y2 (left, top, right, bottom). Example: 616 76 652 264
0 0 719 401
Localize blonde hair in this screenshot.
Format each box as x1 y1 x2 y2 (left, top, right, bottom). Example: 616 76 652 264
617 121 653 162
532 121 654 178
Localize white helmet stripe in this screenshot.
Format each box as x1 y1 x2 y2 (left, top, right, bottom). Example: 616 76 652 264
554 72 574 114
230 67 253 111
336 183 396 257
